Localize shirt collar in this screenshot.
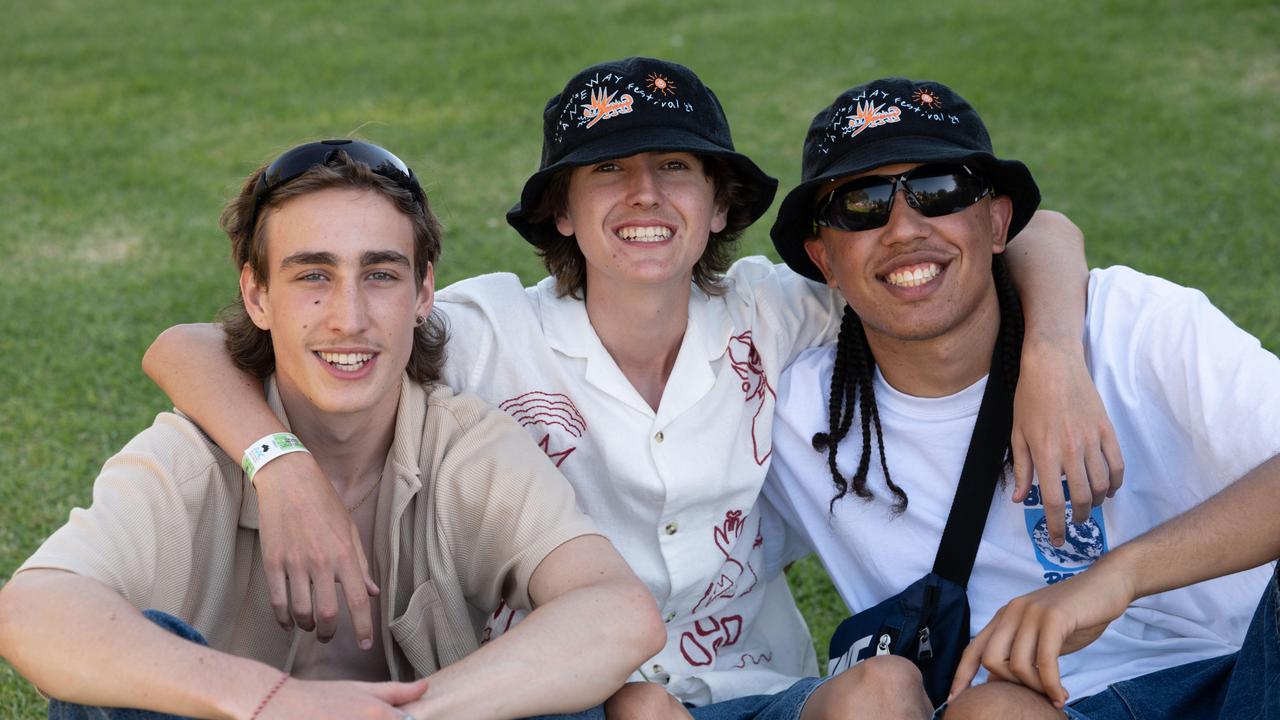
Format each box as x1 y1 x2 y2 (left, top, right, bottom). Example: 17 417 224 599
239 375 425 529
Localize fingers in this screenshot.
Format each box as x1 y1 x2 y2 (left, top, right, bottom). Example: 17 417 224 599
949 628 987 700
289 569 316 633
1010 429 1033 503
265 556 293 630
1084 444 1110 510
337 553 375 650
312 573 340 643
1038 470 1067 547
1062 451 1092 530
368 677 430 706
1036 628 1070 708
351 522 380 598
1101 425 1125 498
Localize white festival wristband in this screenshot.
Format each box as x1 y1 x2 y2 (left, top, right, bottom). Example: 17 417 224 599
242 432 310 483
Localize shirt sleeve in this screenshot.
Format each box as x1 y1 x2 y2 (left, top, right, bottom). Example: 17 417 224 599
428 394 601 614
727 257 846 368
16 415 227 612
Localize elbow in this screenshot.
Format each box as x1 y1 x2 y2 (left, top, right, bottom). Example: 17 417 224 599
615 581 667 668
141 323 214 383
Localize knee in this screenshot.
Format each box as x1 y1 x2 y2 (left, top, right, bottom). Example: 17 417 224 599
604 682 686 720
946 681 1061 720
805 657 931 719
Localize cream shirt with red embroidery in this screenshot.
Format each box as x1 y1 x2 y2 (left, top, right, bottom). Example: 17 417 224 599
435 256 842 705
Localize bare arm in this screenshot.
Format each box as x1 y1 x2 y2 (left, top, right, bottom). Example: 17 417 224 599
144 324 375 647
404 535 666 718
0 570 426 719
1004 210 1124 546
952 453 1280 707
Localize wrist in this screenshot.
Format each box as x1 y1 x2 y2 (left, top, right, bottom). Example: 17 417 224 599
242 433 309 485
1091 545 1142 605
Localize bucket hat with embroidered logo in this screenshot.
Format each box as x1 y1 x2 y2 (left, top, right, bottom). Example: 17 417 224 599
506 56 777 243
770 78 1041 282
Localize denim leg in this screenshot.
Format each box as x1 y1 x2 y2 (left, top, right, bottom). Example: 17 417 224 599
520 705 606 720
1068 565 1280 720
47 611 207 720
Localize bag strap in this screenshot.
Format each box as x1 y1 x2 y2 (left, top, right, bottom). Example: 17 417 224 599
930 347 1015 587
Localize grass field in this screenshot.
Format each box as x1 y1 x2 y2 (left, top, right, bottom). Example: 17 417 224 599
2 0 1277 715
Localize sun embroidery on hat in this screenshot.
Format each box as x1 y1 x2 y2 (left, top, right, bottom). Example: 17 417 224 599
912 86 942 110
646 72 676 96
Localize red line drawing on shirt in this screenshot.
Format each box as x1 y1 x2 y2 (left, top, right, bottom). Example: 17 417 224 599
499 391 587 437
679 614 743 666
733 652 772 669
480 599 519 644
693 510 760 614
537 434 576 468
727 332 775 465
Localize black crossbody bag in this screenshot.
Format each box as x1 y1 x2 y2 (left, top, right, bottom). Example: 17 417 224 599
825 360 1013 709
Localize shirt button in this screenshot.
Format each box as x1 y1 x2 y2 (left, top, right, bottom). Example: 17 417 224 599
665 611 677 623
654 431 664 443
664 521 678 535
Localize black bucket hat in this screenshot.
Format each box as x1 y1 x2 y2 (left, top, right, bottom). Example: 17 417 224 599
506 57 777 243
771 78 1041 281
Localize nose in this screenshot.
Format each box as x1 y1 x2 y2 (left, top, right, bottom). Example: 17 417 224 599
326 278 371 336
879 187 930 245
625 164 661 208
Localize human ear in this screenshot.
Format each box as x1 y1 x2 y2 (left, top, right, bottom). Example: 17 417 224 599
416 262 435 319
803 237 839 287
710 201 729 234
240 265 271 331
988 196 1014 254
554 212 575 238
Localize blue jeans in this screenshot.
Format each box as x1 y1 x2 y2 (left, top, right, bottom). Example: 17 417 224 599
1064 565 1279 720
526 677 826 720
47 610 204 720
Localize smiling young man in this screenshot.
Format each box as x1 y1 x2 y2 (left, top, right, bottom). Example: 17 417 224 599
763 79 1279 718
0 140 663 719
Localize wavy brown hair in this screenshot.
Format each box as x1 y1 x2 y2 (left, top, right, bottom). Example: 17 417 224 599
525 154 761 298
217 150 447 383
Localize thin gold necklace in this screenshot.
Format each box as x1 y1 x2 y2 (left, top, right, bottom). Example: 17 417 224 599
346 478 380 513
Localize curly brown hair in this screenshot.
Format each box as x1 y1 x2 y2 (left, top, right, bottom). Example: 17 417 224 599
524 154 764 298
217 150 447 383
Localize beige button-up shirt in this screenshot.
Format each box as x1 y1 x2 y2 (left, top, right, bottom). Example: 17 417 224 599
19 377 599 679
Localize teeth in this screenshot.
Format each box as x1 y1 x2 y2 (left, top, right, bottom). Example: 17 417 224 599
617 225 672 242
318 351 374 371
886 263 941 288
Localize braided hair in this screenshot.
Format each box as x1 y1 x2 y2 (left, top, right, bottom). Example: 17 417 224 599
812 254 1024 513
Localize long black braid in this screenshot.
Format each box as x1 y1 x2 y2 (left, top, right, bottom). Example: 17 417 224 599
812 254 1024 514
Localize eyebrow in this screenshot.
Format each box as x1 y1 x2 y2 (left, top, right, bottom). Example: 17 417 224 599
278 250 411 269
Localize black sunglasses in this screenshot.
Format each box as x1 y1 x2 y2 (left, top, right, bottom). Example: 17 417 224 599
247 139 425 230
814 163 992 233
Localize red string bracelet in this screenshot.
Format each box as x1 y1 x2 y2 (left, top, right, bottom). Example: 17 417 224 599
250 671 290 720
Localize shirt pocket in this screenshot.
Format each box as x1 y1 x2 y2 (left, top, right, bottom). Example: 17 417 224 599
389 580 444 675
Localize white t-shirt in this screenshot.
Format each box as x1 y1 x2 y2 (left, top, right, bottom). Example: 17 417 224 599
765 265 1280 701
436 256 843 704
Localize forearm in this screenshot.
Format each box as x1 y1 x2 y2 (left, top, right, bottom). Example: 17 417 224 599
0 571 277 719
1102 453 1280 601
408 578 663 718
143 323 282 459
1005 210 1088 348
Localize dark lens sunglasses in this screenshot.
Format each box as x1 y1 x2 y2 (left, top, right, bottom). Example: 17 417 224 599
814 163 992 233
247 139 425 230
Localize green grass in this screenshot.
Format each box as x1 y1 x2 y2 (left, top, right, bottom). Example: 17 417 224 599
1 0 1276 714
